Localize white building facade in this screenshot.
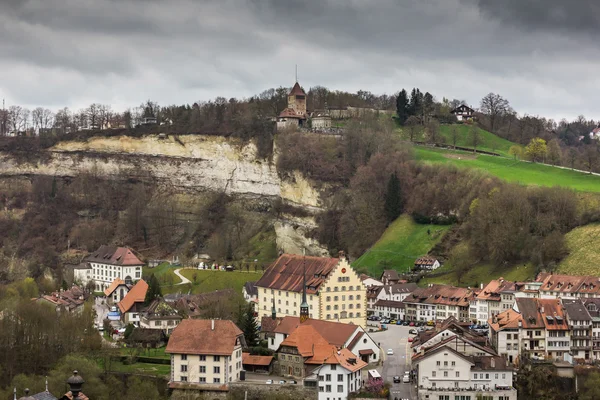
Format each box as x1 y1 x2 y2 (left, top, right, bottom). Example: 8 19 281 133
86 245 144 292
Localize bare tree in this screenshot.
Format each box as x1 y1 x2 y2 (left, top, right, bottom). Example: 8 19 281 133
584 144 599 173
469 125 481 153
450 125 460 149
480 93 511 132
54 107 72 135
86 103 101 128
8 105 30 134
405 115 420 142
98 104 112 129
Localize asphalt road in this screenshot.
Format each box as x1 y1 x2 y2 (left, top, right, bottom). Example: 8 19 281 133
370 324 417 400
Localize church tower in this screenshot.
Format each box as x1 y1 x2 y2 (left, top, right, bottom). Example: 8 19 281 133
300 250 309 323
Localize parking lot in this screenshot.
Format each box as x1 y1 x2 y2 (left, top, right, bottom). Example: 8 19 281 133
370 323 419 400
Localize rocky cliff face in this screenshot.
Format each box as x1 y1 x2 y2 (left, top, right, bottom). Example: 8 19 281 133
0 134 330 254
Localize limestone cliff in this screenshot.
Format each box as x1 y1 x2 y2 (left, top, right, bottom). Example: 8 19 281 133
0 134 330 254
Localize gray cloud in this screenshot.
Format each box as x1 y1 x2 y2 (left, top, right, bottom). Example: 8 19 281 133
0 0 598 121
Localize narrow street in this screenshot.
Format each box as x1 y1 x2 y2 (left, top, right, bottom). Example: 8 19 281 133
370 324 417 399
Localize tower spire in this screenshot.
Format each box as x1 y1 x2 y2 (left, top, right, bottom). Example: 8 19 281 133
271 296 277 320
295 64 298 83
300 248 309 322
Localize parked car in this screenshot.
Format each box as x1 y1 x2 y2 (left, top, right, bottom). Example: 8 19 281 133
393 376 401 383
97 325 104 332
403 321 410 326
390 320 397 325
117 327 126 334
278 380 286 384
266 380 273 384
290 380 298 384
409 329 417 334
427 320 435 326
396 320 403 325
409 322 415 326
387 349 394 355
402 375 410 383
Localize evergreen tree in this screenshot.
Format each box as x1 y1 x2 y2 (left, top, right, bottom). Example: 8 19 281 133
384 173 402 223
409 88 423 120
241 303 259 347
395 89 409 125
144 274 162 305
423 92 434 119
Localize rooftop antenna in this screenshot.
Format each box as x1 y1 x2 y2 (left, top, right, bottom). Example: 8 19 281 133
295 64 298 83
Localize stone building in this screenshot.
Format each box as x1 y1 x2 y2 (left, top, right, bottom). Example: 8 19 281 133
276 82 307 130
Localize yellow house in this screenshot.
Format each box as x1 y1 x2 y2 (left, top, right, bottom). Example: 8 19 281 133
256 253 367 327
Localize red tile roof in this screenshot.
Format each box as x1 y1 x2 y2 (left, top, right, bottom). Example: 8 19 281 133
488 308 522 332
477 278 518 301
117 279 148 313
272 317 358 347
323 348 367 372
86 245 144 266
280 324 337 364
288 82 306 97
536 273 600 295
166 319 243 356
278 107 306 119
242 352 273 367
414 256 438 266
104 278 126 297
403 284 472 307
256 254 340 294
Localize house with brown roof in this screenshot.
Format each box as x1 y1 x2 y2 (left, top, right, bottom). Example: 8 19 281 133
450 104 475 121
263 316 380 364
166 319 245 390
402 284 473 323
379 269 400 285
536 272 600 299
86 245 144 292
413 255 440 271
139 298 182 334
117 279 148 325
256 253 367 327
562 299 592 361
411 316 489 354
313 348 368 400
488 308 523 365
103 278 131 305
37 285 88 314
241 352 273 373
474 278 519 325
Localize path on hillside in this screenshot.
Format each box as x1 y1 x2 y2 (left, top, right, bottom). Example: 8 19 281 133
174 268 192 285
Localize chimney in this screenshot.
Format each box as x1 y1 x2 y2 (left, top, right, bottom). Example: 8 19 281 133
540 306 544 314
518 320 522 328
211 319 215 331
491 358 495 368
480 283 484 290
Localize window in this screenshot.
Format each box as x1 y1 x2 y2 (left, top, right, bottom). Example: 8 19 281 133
331 365 337 370
181 354 187 361
444 371 448 377
444 361 448 366
327 296 331 301
319 387 324 392
318 375 324 382
334 296 339 301
357 312 361 317
327 314 331 319
349 295 354 300
456 371 459 377
327 305 331 311
181 365 187 372
495 373 498 379
437 361 441 366
214 378 220 383
214 366 220 373
451 361 455 366
337 385 343 392
326 374 331 381
432 371 436 377
200 355 206 361
154 321 161 326
338 374 343 381
199 377 206 382
357 295 361 300
180 376 187 382
485 373 489 379
214 356 220 362
349 286 353 290
326 385 332 392
502 373 506 379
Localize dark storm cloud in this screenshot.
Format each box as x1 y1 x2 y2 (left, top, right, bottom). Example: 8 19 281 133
0 0 598 120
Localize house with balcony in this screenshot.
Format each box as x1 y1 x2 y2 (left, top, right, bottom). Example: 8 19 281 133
514 298 546 359
563 299 592 361
583 298 600 360
412 336 515 400
402 284 473 323
139 298 182 335
474 278 519 325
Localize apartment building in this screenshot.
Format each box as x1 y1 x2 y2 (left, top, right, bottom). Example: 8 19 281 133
412 337 516 400
411 317 489 354
488 308 522 365
166 319 245 388
313 349 367 400
563 299 592 361
402 284 473 323
536 273 600 299
583 298 600 360
473 278 519 325
256 253 367 327
86 245 144 291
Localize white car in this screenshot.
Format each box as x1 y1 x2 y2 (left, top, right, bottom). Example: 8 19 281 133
387 349 394 355
117 327 126 334
402 375 410 383
266 380 273 384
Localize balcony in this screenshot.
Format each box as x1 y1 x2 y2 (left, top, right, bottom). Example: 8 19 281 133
571 345 592 351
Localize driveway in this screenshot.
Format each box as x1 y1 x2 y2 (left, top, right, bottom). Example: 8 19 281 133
94 296 109 327
369 324 417 400
173 268 191 285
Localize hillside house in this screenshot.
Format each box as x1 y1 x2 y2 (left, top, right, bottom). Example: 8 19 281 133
166 319 245 389
117 279 148 325
413 256 440 271
535 272 600 299
70 263 92 286
103 278 131 305
243 281 258 304
380 270 401 285
313 348 367 400
360 274 383 288
310 110 332 129
450 104 475 121
140 298 182 334
37 285 88 314
256 252 367 327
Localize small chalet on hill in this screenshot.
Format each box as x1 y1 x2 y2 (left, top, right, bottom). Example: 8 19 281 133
414 256 440 271
450 104 475 121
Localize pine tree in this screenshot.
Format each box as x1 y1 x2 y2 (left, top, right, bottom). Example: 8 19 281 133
384 173 402 223
144 274 162 305
409 88 423 119
242 303 259 347
395 89 409 125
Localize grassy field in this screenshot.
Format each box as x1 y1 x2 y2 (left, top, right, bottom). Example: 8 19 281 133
420 262 536 287
143 262 181 285
557 223 600 275
352 215 452 277
161 269 263 295
415 147 600 193
109 360 170 377
120 346 170 360
399 124 515 156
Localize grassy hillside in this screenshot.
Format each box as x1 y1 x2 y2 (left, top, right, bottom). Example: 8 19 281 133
557 223 600 275
161 269 263 295
143 262 181 285
415 147 600 193
399 124 515 156
352 215 451 277
420 262 536 287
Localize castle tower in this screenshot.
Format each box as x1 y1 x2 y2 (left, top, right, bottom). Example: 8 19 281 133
287 82 307 117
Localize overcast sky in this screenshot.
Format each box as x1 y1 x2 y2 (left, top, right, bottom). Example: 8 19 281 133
0 0 598 121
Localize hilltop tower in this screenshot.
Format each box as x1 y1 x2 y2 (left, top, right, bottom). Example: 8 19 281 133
287 82 307 117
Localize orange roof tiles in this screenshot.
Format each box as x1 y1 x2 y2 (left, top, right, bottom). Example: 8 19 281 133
256 254 340 294
323 348 367 372
280 324 337 364
273 317 358 347
477 278 518 301
117 279 148 313
242 352 273 367
104 278 126 297
536 273 600 295
488 308 522 332
278 107 306 119
166 319 243 356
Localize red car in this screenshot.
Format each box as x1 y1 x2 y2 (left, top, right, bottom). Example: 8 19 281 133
409 321 415 326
